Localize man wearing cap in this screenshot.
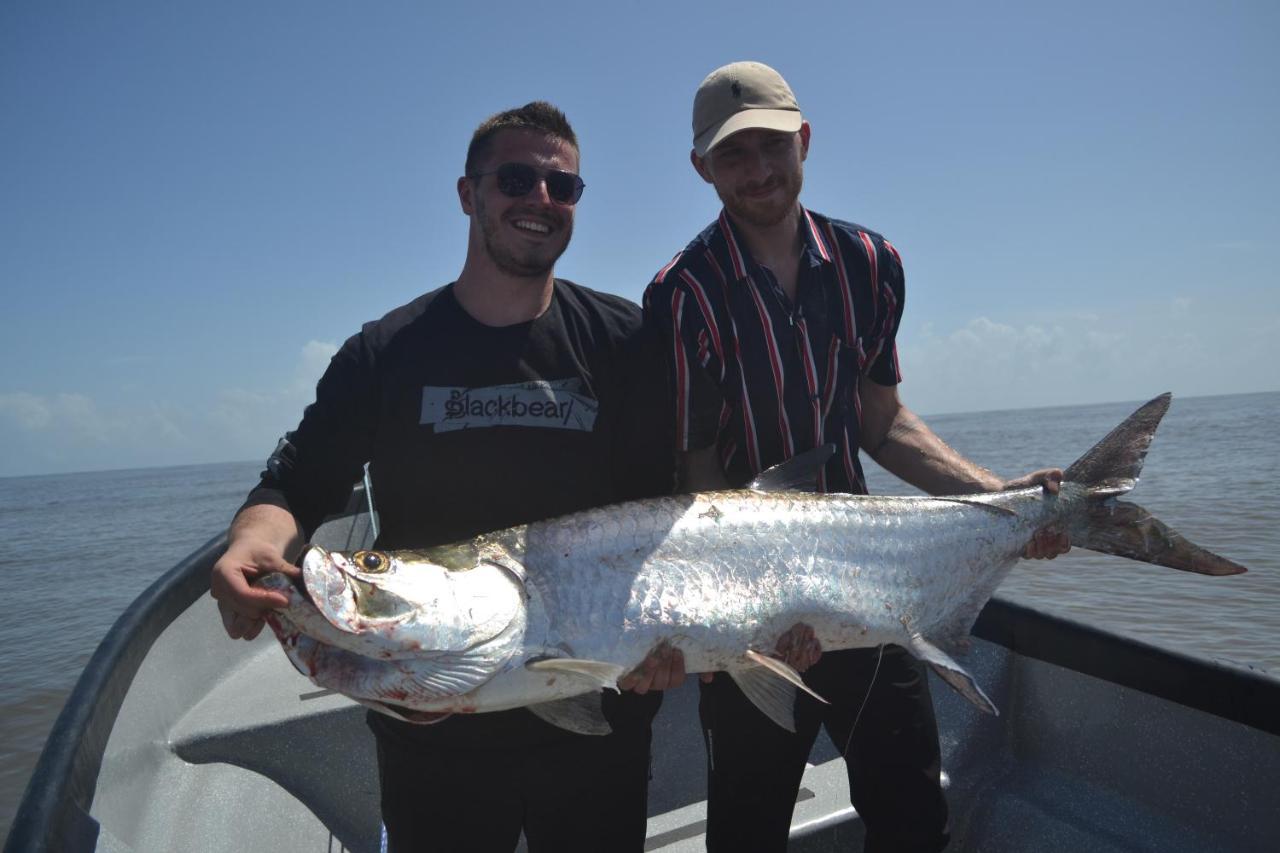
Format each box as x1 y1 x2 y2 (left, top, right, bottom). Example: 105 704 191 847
643 62 1069 852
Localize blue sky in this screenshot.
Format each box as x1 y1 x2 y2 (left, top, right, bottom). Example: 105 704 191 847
2 0 1277 477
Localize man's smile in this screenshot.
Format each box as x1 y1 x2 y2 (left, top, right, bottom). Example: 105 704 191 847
512 218 552 235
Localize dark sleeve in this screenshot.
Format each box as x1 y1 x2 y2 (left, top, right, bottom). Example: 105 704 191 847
610 320 678 500
866 237 906 386
239 329 378 537
642 274 727 452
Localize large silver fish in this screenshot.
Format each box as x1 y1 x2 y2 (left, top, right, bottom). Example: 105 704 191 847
259 394 1246 734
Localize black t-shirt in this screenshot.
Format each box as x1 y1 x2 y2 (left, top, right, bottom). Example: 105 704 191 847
243 279 672 745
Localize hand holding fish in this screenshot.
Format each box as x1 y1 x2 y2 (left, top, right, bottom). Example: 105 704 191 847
211 537 301 641
1001 469 1072 559
618 642 715 693
774 623 822 672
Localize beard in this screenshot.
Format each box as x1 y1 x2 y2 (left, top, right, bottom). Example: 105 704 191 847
717 167 804 229
476 193 572 278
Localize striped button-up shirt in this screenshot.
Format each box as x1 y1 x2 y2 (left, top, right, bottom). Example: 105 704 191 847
643 207 905 494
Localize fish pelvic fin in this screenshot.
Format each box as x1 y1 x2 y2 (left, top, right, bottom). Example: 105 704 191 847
908 634 998 716
526 694 612 736
525 657 628 692
1080 500 1248 576
727 650 831 733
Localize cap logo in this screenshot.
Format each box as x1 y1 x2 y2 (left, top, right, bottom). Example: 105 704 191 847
731 80 742 99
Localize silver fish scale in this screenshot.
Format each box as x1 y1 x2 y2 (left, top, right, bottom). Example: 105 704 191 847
515 488 1062 673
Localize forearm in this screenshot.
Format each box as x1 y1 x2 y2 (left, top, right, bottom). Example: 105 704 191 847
859 380 1002 496
228 503 306 562
866 407 1002 495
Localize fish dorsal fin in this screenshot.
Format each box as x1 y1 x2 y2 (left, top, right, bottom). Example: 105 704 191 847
728 650 831 733
907 634 998 716
526 694 612 736
525 657 628 692
747 445 836 493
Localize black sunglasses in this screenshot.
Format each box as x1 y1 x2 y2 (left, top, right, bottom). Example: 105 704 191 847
469 162 586 205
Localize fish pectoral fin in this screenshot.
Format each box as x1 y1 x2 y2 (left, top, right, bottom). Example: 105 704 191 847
525 657 628 693
400 651 507 700
908 634 999 716
728 651 831 733
526 694 612 736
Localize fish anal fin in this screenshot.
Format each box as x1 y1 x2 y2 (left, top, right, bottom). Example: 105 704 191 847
908 634 999 716
526 694 612 736
525 657 628 692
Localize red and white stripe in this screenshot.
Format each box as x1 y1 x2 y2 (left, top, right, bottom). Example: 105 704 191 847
679 269 725 381
803 208 832 262
670 289 691 450
653 250 685 285
718 210 748 281
826 223 858 344
821 337 840 419
744 275 795 461
794 316 827 491
857 231 879 314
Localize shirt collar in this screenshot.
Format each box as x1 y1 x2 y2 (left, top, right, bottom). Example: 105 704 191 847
712 206 833 281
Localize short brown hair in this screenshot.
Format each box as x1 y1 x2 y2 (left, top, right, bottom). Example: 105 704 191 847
465 101 579 176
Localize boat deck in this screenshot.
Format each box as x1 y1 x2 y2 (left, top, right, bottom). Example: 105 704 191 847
87 591 1279 853
11 503 1279 852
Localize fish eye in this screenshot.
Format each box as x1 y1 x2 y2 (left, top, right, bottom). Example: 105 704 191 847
353 550 389 573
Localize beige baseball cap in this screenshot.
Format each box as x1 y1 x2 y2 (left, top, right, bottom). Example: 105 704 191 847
692 61 803 157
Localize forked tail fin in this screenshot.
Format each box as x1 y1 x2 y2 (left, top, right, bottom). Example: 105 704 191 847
1067 393 1247 576
1064 393 1171 497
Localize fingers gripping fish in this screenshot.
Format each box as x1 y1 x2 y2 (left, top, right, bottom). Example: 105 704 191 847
257 394 1247 735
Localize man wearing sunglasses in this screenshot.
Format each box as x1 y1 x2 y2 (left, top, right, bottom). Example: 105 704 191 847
643 62 1070 852
212 101 679 852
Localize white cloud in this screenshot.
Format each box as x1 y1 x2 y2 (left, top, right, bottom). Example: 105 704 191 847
296 340 340 393
0 392 53 430
0 341 338 476
898 301 1279 416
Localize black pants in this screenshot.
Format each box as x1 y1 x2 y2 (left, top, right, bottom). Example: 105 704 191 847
699 645 949 853
371 699 654 853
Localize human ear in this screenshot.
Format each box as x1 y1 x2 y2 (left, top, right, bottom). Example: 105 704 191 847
458 176 475 215
690 149 715 184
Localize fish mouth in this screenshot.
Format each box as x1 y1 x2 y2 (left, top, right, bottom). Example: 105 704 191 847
302 545 414 634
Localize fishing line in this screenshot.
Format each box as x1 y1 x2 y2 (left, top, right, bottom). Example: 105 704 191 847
842 643 884 759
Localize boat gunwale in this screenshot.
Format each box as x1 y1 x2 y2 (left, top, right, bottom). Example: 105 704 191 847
6 525 1278 852
5 532 227 853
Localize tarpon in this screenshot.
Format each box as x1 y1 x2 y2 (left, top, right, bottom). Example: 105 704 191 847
259 393 1246 734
